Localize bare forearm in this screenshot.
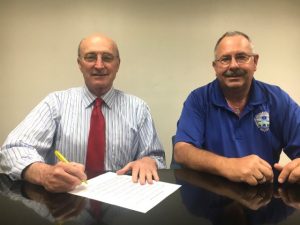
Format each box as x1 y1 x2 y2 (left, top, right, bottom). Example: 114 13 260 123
174 142 228 177
174 142 274 185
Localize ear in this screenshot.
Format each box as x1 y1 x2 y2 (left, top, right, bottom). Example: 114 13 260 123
116 57 121 72
253 54 259 71
212 61 216 67
212 61 218 73
77 57 84 74
77 57 82 68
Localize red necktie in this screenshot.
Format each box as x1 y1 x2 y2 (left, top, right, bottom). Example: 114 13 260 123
86 98 105 179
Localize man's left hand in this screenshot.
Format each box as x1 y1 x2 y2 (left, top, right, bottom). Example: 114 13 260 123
116 157 159 185
274 158 300 184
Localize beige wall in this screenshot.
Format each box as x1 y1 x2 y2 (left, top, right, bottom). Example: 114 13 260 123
1 0 299 167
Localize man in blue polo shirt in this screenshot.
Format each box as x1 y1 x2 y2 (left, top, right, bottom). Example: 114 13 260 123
174 31 300 186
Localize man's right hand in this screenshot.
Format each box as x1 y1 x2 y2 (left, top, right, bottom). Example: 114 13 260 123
23 162 87 193
223 154 274 186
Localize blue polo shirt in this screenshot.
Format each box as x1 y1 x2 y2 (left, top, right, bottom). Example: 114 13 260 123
175 79 300 164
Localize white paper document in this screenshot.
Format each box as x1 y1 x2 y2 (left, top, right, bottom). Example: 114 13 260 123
69 172 181 213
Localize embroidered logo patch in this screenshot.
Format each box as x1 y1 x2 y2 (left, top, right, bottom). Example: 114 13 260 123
254 111 270 132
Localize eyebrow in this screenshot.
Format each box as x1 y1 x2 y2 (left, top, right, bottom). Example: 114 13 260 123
220 52 250 57
84 51 113 55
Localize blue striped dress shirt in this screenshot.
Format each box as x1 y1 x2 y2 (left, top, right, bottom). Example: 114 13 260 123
0 86 166 180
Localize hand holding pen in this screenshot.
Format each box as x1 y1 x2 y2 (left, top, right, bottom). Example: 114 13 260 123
54 150 88 184
23 155 87 193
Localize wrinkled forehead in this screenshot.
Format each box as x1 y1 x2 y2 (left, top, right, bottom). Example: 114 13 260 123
79 36 118 56
215 35 253 57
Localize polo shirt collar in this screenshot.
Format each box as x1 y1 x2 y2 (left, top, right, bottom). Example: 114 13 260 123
212 78 267 108
247 79 267 107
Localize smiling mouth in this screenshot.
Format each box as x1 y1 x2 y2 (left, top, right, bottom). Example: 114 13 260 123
91 73 108 77
225 75 242 78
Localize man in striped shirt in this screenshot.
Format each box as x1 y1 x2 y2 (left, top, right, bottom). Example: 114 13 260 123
0 33 166 192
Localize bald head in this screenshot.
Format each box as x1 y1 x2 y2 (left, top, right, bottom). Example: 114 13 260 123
77 33 120 60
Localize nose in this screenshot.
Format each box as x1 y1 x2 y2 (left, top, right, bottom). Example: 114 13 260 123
228 56 239 69
94 56 105 69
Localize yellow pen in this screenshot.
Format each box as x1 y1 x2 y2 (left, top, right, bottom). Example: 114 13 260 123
54 150 87 184
54 150 69 163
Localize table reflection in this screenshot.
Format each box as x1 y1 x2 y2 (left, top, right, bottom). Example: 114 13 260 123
175 169 298 225
25 183 86 222
0 173 140 225
0 174 87 224
1 169 300 225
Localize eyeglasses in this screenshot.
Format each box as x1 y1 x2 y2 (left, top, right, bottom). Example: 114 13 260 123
80 52 117 63
215 53 256 66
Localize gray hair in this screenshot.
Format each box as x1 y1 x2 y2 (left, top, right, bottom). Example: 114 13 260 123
214 31 255 58
77 39 83 57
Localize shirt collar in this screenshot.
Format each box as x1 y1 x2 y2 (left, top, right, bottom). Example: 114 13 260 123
211 78 267 108
82 86 116 109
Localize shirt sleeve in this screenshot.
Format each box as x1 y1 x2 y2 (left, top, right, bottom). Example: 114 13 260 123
279 90 300 159
0 95 58 180
175 91 206 148
135 103 166 169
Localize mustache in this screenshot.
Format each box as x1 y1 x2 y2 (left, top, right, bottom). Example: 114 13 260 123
223 68 247 77
91 69 108 76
